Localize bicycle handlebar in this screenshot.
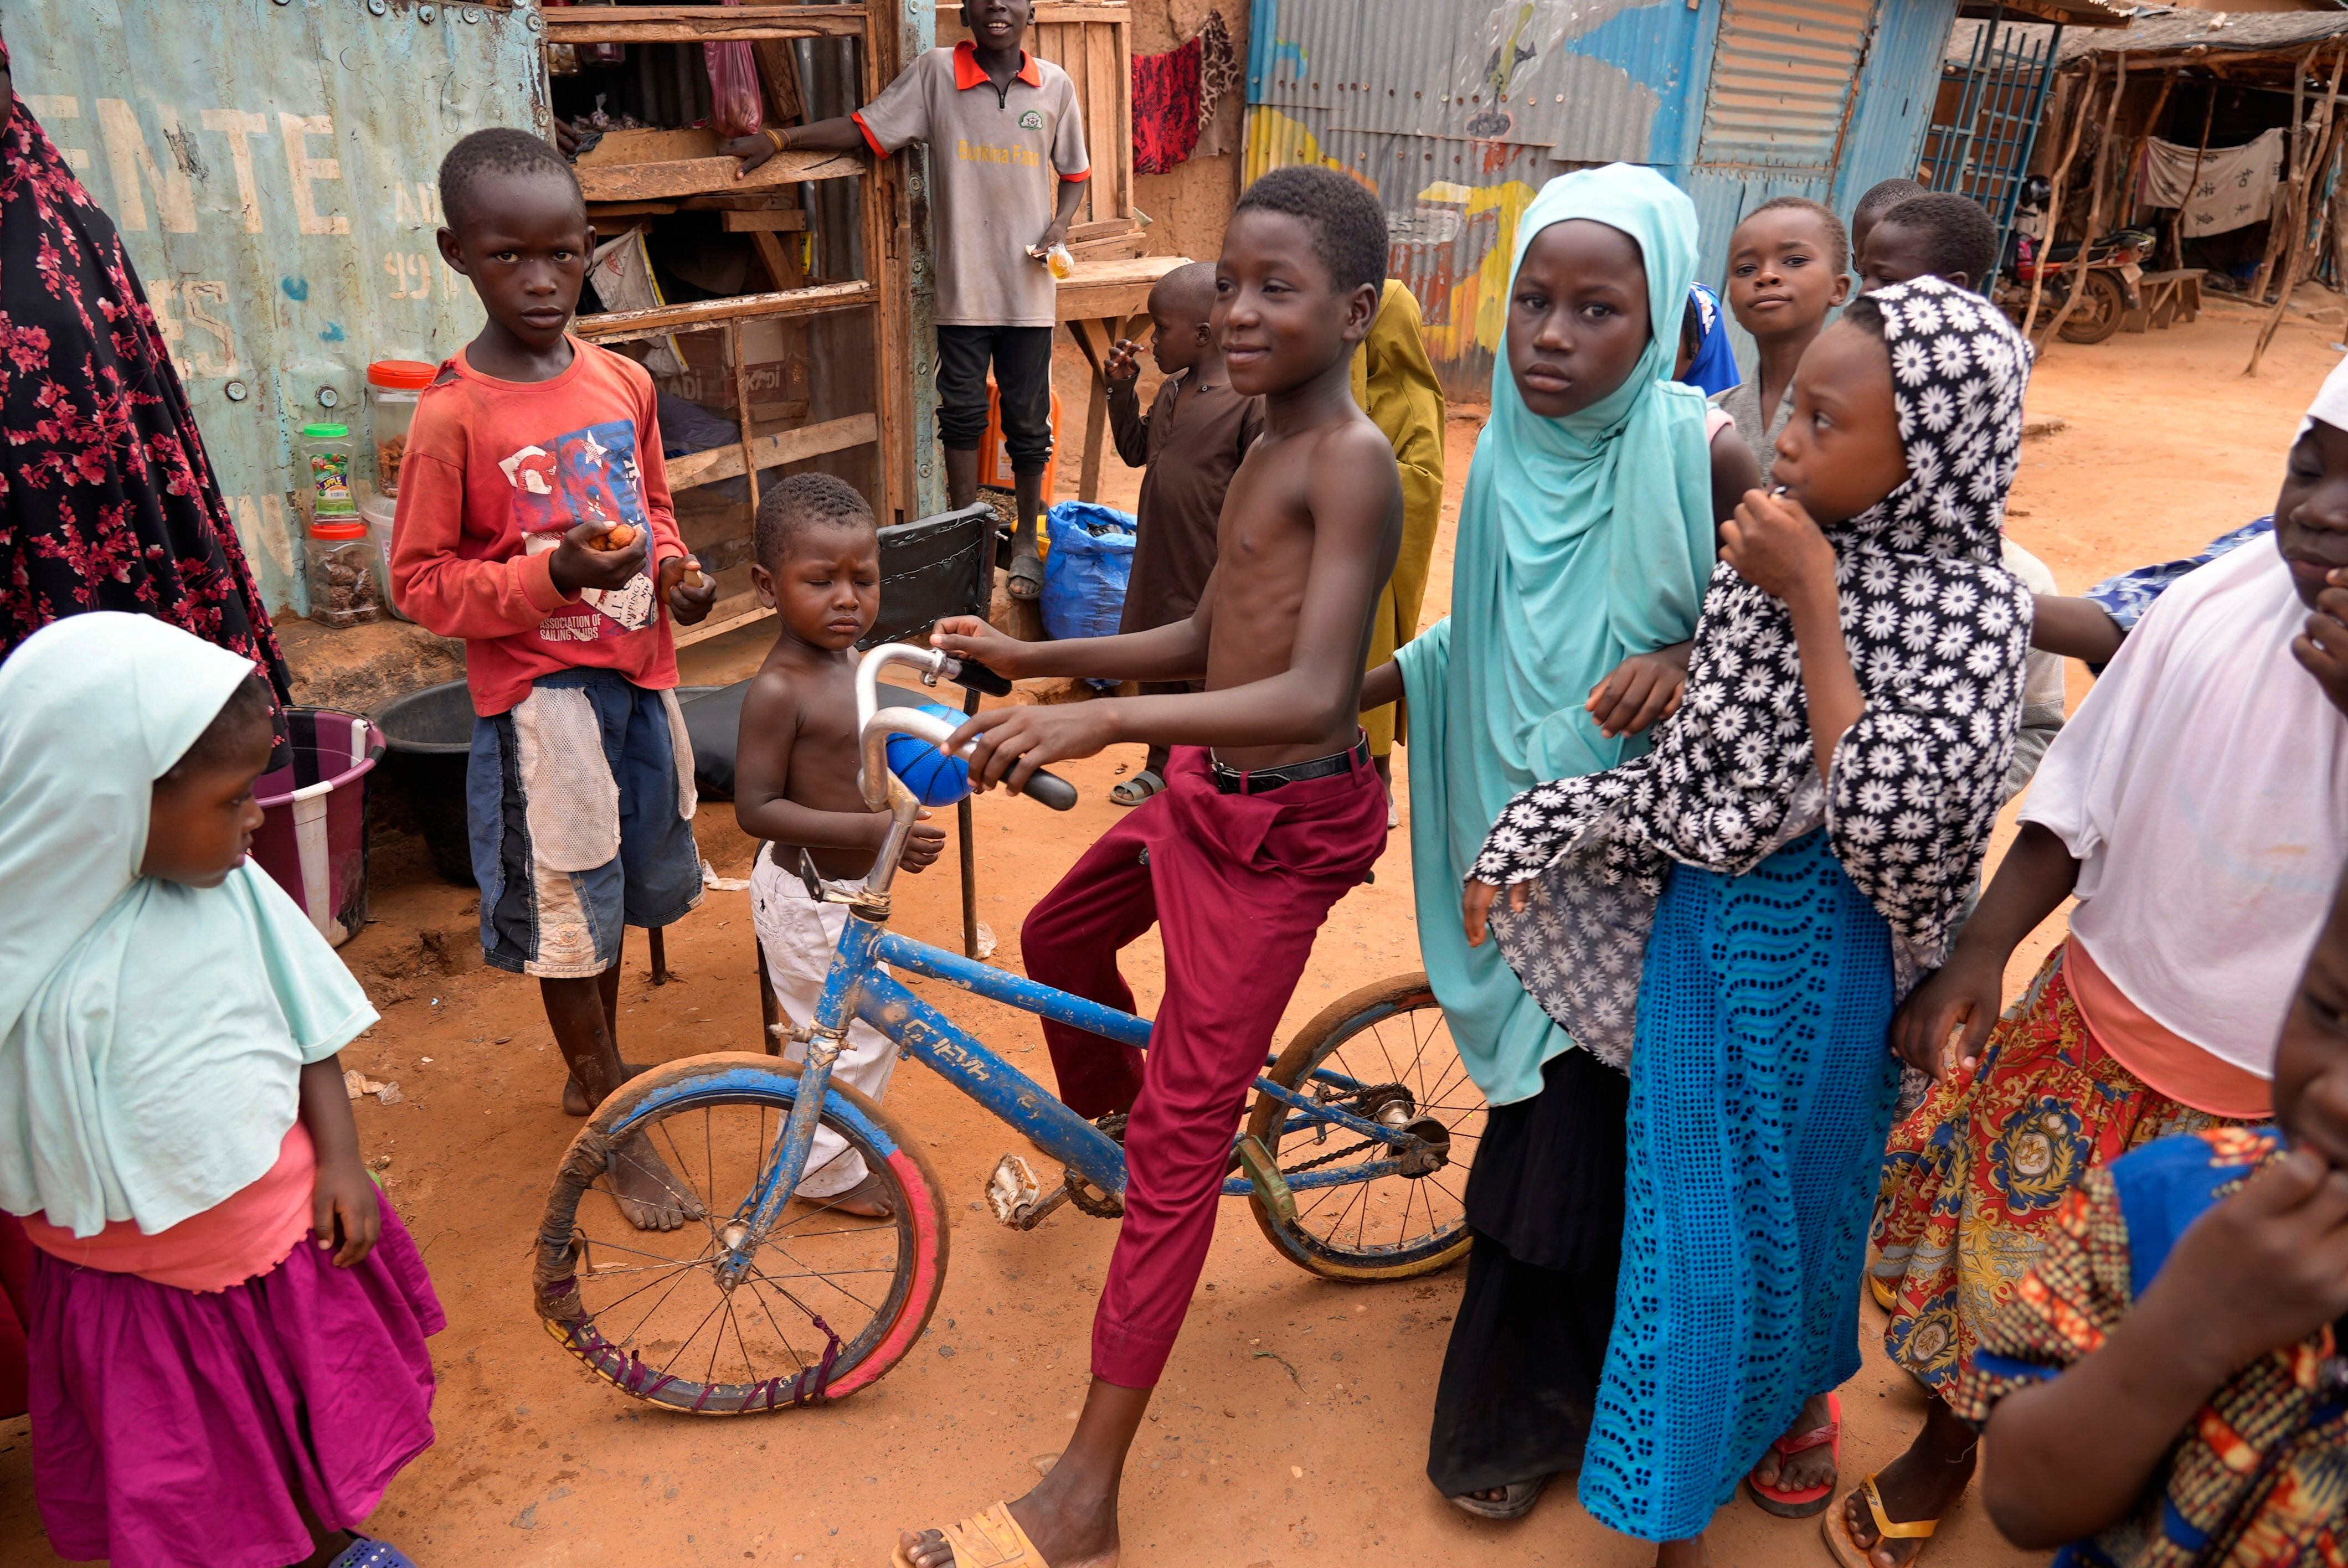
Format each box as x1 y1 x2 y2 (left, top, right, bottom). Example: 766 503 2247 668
856 643 1078 803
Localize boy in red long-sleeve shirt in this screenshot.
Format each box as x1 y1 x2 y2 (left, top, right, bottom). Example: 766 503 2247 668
392 129 717 1230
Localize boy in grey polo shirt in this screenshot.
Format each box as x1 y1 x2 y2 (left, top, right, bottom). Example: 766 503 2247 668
730 0 1089 599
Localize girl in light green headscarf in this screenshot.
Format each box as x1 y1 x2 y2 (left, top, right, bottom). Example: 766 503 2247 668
1373 163 1756 1518
0 612 441 1568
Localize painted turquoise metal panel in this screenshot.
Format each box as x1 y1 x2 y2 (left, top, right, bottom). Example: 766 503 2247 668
8 0 548 615
1831 0 1960 215
1243 0 1956 393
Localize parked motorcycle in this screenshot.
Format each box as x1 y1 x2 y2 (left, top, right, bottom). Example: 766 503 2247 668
1994 225 2156 345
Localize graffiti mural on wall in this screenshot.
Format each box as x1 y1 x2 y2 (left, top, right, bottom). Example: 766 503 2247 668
1244 0 1691 394
11 0 545 614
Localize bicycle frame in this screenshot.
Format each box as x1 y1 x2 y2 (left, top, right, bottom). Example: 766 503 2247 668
710 645 1427 1288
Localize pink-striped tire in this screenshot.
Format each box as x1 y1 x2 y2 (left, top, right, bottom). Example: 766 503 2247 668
534 1053 950 1414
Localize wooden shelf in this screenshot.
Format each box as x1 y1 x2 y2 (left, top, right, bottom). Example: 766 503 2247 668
577 147 863 204
666 412 879 490
575 280 875 344
544 4 868 45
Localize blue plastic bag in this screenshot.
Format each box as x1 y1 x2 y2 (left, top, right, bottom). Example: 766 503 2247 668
1039 503 1137 681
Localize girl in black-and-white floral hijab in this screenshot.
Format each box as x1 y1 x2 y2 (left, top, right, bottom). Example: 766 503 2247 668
1459 275 2034 1554
1466 275 2033 1070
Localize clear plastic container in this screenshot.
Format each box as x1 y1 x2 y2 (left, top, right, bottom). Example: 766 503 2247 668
308 517 384 628
300 421 358 526
360 493 408 623
365 360 435 499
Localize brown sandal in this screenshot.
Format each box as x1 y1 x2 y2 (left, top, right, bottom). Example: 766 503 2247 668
1820 1475 1939 1568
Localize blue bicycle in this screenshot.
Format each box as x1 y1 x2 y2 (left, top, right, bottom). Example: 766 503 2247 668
533 646 1483 1415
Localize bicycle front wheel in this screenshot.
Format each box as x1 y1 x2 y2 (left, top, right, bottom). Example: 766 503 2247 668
1244 972 1484 1281
534 1053 949 1414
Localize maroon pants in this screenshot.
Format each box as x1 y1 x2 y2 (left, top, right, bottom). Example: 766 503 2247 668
1022 744 1386 1387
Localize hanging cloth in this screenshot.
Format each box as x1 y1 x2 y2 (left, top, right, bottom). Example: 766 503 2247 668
1196 9 1241 157
2139 127 2284 238
1132 35 1203 174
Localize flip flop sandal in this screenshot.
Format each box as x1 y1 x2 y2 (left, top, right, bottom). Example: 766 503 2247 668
1110 768 1166 807
1446 1475 1547 1520
1007 552 1044 601
1820 1474 1939 1568
893 1502 1048 1568
1746 1392 1841 1518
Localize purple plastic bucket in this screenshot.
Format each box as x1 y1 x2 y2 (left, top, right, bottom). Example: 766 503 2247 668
251 709 386 947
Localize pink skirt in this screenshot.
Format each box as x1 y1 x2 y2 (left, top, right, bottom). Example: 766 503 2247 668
28 1203 445 1568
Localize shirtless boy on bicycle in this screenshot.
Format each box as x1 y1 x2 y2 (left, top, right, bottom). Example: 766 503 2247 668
901 165 1404 1568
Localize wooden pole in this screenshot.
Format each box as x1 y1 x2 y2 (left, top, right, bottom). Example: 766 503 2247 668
2124 73 2177 229
2295 111 2345 284
2249 44 2348 374
2040 53 2129 350
2252 47 2319 303
2025 59 2102 339
2172 85 2217 270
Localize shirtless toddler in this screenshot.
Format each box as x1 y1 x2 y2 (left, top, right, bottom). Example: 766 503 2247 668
731 474 945 1220
899 165 1404 1568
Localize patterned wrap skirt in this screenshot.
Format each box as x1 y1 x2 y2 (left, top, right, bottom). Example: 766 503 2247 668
1871 944 2241 1390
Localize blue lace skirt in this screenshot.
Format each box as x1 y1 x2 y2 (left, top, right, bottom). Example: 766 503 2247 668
1577 829 1899 1541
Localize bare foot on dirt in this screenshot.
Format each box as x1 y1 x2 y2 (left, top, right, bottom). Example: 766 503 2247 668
607 1133 706 1232
1655 1534 1707 1568
809 1169 895 1220
1837 1404 1978 1568
564 1060 652 1117
1750 1392 1839 1498
897 1482 1119 1568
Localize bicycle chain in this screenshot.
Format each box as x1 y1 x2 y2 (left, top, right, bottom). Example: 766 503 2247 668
1278 1136 1384 1177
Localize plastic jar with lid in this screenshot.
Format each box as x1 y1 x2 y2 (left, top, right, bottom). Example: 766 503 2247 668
307 515 384 628
299 422 358 527
365 359 435 498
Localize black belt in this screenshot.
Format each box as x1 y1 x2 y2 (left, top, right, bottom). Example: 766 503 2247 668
1209 736 1371 795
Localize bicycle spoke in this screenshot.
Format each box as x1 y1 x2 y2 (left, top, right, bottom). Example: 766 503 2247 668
753 1258 879 1316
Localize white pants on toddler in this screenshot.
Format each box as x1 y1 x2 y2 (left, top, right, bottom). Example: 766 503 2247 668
749 846 900 1199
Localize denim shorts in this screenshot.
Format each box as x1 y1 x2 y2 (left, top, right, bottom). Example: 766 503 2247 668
467 670 703 978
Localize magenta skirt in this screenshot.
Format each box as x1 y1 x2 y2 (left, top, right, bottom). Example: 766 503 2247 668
28 1203 445 1568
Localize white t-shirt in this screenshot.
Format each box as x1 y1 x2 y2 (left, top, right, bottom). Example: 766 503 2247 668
2020 538 2348 1077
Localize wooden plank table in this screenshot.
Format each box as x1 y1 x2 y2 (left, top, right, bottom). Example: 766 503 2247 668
1056 254 1190 502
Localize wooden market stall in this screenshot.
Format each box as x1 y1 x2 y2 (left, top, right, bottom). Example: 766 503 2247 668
544 1 915 649
2012 9 2348 366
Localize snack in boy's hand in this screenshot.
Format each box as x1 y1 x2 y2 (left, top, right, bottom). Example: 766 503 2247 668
587 523 639 553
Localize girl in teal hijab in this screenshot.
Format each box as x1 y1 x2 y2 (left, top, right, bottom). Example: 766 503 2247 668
0 612 441 1568
1387 162 1757 1517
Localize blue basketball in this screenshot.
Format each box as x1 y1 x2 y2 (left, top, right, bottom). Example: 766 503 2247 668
884 703 974 806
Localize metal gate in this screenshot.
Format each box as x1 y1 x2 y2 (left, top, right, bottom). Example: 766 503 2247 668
1922 10 2064 287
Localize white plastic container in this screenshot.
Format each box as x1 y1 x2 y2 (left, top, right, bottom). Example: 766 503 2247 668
361 493 408 622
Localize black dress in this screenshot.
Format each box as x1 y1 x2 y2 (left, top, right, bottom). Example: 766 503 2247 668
1425 1045 1629 1498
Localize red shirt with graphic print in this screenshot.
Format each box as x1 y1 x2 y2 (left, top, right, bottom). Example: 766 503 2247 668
390 339 686 715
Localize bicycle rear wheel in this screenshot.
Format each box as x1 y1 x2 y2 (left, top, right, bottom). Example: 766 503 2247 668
1243 972 1483 1280
534 1053 949 1413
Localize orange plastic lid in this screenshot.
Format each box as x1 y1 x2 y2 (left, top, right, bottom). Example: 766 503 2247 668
311 517 367 539
367 359 437 390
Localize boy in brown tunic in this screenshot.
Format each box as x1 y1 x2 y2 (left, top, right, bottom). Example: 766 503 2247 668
1102 261 1263 803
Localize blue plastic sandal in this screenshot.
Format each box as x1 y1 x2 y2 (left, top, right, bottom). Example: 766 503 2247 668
329 1537 421 1568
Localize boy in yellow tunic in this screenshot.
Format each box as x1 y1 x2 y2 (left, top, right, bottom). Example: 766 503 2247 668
1351 280 1446 823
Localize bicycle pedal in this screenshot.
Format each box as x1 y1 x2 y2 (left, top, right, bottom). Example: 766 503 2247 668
986 1154 1042 1226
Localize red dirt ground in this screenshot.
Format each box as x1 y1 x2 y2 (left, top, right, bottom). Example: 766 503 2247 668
1 303 2336 1567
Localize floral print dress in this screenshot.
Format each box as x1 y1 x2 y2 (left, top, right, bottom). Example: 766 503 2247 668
0 32 290 697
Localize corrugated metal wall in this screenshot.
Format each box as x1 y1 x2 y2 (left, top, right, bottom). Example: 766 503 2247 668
1244 0 1956 394
6 0 546 615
